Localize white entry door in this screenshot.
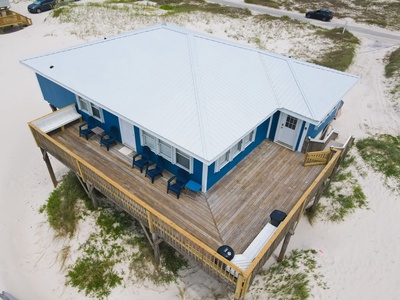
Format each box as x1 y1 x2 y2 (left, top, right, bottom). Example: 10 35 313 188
119 118 136 151
275 113 301 150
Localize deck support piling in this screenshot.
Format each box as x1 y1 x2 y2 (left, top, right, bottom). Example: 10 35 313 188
152 233 162 264
309 179 328 213
40 148 58 187
277 229 294 262
76 176 98 208
87 182 98 208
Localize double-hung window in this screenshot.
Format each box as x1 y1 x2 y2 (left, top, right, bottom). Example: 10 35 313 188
142 131 156 152
214 129 256 172
141 130 192 173
231 140 242 158
175 149 191 171
243 130 255 147
159 140 172 160
76 96 104 122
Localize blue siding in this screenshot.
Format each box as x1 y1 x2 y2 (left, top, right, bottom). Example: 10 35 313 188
307 106 338 138
268 111 280 140
134 130 202 185
206 118 270 190
295 120 306 151
36 74 76 108
77 108 121 143
102 110 120 142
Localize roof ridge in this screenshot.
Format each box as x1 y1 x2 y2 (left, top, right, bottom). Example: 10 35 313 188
286 58 315 119
186 31 212 159
259 52 281 108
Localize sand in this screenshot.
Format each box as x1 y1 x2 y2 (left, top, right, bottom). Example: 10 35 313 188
1 1 399 299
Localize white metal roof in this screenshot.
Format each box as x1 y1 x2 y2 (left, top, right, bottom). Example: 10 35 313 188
21 23 358 164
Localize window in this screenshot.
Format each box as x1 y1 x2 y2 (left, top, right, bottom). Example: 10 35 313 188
142 131 156 151
140 130 192 172
231 140 242 158
90 103 103 121
285 116 298 130
159 140 172 160
218 151 230 168
77 97 89 114
76 96 104 122
214 129 256 172
176 149 190 171
243 130 255 147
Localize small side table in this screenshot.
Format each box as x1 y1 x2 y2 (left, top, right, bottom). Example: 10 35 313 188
91 126 104 144
185 180 201 199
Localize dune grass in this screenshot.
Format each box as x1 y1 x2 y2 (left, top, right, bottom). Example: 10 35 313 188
39 172 92 237
383 47 400 97
306 154 367 224
253 249 328 300
40 172 188 298
241 0 400 30
356 134 400 189
312 27 360 71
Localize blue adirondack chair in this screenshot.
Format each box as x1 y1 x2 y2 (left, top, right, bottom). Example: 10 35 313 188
132 146 152 173
79 116 96 140
167 168 190 199
100 126 118 151
145 156 165 183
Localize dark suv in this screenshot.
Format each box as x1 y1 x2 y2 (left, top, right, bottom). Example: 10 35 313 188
305 9 333 22
27 0 56 13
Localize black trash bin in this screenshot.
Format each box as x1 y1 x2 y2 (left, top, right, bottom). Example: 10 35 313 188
270 210 287 227
217 245 235 261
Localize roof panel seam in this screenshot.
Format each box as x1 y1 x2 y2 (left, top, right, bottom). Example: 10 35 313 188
286 59 315 119
187 34 211 159
259 53 281 107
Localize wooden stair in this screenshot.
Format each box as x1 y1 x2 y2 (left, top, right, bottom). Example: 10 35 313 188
0 9 32 30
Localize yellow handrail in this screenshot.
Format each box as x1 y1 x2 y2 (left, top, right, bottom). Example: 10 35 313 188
28 116 344 299
303 149 332 166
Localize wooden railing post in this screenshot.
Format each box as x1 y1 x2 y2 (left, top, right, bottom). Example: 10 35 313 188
234 274 245 299
278 229 294 262
40 148 58 187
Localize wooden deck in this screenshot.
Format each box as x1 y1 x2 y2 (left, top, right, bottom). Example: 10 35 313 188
49 121 324 255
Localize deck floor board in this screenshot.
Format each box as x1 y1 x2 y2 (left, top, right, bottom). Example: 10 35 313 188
49 122 323 253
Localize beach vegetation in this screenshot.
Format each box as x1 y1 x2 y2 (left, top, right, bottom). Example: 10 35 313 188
240 0 400 31
306 154 367 223
39 172 91 237
49 0 359 73
253 249 328 299
383 47 400 98
41 172 188 298
312 28 360 71
356 134 400 189
65 204 188 298
384 47 400 78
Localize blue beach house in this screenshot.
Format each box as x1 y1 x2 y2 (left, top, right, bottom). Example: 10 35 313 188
21 23 358 193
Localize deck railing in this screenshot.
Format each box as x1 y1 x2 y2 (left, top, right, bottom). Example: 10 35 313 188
303 150 332 166
0 9 32 28
28 115 342 299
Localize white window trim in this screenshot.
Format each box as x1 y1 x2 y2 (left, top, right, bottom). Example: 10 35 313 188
158 139 173 161
77 96 90 114
90 102 104 122
214 129 256 172
141 130 193 173
141 131 156 152
76 96 104 122
174 148 193 173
